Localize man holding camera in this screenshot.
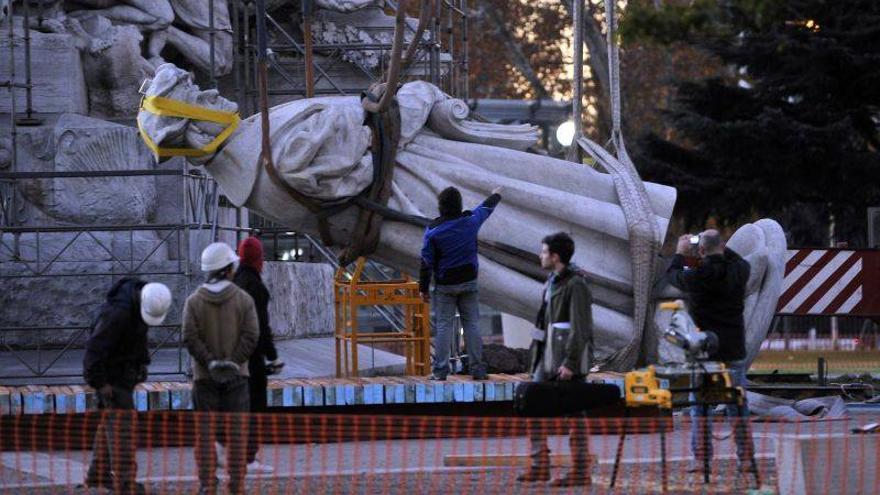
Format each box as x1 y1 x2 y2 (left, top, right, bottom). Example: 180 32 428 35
666 229 755 473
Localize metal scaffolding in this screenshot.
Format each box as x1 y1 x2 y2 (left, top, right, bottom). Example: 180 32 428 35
0 0 470 381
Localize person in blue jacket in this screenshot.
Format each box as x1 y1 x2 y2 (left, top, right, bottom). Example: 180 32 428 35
419 185 503 381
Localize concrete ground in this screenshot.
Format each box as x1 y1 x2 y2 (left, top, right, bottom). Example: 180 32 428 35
4 413 878 494
0 337 406 385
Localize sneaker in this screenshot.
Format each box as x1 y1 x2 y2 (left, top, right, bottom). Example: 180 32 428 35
428 373 447 381
247 460 275 474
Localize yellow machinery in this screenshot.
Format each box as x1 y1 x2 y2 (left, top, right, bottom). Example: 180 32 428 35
613 300 759 490
623 300 740 410
334 257 431 377
624 366 673 409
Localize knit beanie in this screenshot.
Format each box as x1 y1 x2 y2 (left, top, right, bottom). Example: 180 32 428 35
238 236 264 273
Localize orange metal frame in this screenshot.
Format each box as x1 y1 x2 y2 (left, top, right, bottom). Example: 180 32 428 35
334 257 431 377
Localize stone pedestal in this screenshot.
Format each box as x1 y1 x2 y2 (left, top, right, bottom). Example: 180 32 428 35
12 113 157 226
263 261 335 339
501 313 532 350
772 432 879 495
0 28 87 114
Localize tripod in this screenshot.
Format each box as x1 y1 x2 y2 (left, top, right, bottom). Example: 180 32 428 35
611 364 761 492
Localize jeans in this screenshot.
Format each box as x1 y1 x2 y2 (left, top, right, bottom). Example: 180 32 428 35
432 280 485 376
689 360 755 464
86 385 137 487
192 377 250 492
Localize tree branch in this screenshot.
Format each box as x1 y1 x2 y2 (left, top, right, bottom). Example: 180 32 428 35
479 3 550 99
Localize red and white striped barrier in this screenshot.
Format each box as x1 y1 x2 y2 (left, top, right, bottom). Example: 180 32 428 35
777 249 880 316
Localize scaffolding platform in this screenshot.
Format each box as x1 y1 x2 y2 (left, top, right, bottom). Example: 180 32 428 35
0 373 633 416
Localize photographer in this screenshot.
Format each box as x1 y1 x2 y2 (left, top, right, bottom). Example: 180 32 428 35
666 229 755 473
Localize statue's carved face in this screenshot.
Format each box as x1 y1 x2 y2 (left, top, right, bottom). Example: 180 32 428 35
138 63 239 159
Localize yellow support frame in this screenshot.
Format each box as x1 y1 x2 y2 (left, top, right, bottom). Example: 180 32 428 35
334 257 431 377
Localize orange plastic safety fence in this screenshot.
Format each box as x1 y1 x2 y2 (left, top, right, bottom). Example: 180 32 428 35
0 411 877 494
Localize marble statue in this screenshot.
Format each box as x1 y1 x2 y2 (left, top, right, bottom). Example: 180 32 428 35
137 63 788 370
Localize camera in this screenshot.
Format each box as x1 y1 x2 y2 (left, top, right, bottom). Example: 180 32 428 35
689 235 700 246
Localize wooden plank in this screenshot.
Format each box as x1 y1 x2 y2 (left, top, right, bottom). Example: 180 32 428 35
474 382 485 402
360 377 384 405
444 454 597 468
9 389 22 415
403 378 416 403
22 389 47 415
70 385 88 413
169 384 192 411
134 389 148 411
301 379 324 407
281 381 302 407
414 379 429 403
146 383 170 411
384 377 405 404
0 385 10 416
268 387 283 408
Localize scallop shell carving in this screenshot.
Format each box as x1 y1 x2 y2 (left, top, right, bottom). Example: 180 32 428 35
34 127 158 224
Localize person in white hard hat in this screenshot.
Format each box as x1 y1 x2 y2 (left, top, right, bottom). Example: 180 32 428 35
82 278 172 494
183 242 259 495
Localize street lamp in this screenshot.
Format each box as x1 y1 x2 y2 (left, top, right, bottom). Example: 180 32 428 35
556 120 576 147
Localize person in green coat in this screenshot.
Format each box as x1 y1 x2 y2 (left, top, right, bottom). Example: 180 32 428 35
518 232 594 487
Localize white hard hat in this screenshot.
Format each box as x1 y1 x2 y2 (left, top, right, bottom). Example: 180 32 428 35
140 283 172 326
200 242 239 272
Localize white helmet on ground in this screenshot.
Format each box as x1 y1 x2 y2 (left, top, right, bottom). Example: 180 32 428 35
140 282 172 326
200 242 239 273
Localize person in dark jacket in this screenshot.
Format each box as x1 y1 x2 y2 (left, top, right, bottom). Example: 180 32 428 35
517 232 593 487
82 278 172 493
419 186 502 381
233 236 283 474
666 229 755 472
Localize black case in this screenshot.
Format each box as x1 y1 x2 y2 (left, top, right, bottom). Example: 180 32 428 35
514 381 622 417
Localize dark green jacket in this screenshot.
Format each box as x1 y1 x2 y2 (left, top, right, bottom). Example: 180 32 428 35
529 265 594 379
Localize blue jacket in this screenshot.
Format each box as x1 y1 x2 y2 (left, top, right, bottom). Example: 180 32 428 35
419 193 501 292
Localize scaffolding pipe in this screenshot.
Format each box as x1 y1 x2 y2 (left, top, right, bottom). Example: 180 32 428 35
208 0 217 88
255 0 275 217
302 0 315 97
20 0 35 122
460 0 469 101
568 0 584 163
6 0 17 228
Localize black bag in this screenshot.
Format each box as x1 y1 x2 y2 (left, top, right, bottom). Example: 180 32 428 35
514 381 622 417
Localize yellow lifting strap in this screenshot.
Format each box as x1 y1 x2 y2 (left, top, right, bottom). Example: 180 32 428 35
137 95 240 158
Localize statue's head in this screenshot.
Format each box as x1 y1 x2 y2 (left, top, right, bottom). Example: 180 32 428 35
137 63 239 162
